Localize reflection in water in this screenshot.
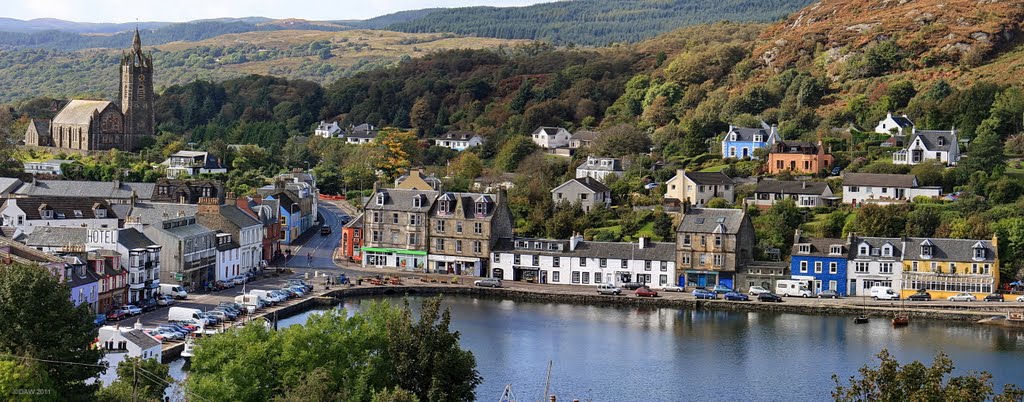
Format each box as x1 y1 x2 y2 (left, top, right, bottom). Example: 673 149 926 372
143 295 1023 401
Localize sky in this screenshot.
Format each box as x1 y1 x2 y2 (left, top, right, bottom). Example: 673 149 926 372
3 0 555 23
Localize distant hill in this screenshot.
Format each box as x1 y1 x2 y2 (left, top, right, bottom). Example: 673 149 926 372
0 17 170 34
384 0 816 45
343 9 443 30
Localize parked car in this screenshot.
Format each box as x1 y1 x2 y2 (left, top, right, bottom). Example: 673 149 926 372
232 275 248 286
119 305 142 316
275 289 296 299
948 293 977 302
596 284 621 295
692 289 717 300
205 310 232 322
907 291 932 301
711 285 733 294
748 286 770 296
635 287 658 297
151 328 183 341
287 279 313 292
661 284 685 292
724 291 749 301
158 324 190 337
984 293 1005 302
338 214 351 225
143 330 166 342
621 282 646 290
106 310 127 321
156 295 175 306
474 278 503 288
758 292 784 302
288 286 307 297
817 290 841 299
94 313 107 327
320 225 332 235
137 298 158 312
1018 295 1024 302
213 280 235 290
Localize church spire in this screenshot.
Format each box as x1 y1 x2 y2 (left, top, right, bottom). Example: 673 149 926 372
132 27 141 53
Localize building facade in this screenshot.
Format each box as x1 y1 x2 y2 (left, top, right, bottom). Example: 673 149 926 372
899 237 998 299
721 121 780 159
766 141 834 175
790 231 849 295
0 197 119 236
663 170 735 207
874 112 914 136
846 235 904 296
530 127 572 149
551 177 611 212
143 215 217 290
748 180 834 209
676 207 755 289
428 191 513 276
892 129 959 166
841 173 942 206
340 213 364 263
362 188 438 270
575 156 624 183
434 131 482 151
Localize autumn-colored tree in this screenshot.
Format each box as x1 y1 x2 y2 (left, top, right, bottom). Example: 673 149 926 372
451 152 484 181
372 128 420 182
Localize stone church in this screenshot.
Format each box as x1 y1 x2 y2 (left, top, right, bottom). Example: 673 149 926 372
25 29 155 152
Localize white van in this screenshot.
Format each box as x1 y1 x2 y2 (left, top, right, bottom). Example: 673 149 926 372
870 286 900 300
168 307 210 325
776 280 813 297
248 289 282 305
234 294 262 313
159 284 188 299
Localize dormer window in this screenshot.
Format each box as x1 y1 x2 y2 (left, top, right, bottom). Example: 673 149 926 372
413 195 422 208
476 202 486 215
798 244 810 254
95 208 107 218
73 210 83 218
921 245 932 258
882 245 892 257
938 137 945 146
973 243 986 260
829 245 842 255
859 245 868 256
376 193 385 206
730 133 737 141
42 209 53 219
753 134 763 143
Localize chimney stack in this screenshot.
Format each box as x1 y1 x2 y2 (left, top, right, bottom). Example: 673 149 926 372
569 232 583 251
197 197 220 215
638 236 648 249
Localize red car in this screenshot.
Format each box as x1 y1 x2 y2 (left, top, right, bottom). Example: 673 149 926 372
106 310 127 321
635 287 658 297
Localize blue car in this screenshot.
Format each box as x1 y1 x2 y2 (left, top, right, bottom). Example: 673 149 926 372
93 313 107 327
724 291 750 301
693 289 717 300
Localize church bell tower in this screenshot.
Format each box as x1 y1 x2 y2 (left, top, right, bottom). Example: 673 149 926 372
120 28 155 150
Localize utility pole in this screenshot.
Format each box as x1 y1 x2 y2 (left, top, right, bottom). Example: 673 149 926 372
132 358 138 402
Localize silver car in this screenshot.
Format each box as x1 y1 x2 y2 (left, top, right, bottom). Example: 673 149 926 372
474 278 502 288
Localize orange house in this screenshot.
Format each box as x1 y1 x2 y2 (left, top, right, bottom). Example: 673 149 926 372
767 141 834 175
340 214 364 262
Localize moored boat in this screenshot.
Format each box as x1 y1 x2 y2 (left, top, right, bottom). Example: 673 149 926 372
892 313 909 327
854 316 869 324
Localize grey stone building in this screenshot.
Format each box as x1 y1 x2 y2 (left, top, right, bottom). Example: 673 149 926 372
550 177 612 212
427 191 514 276
362 188 438 270
675 206 755 289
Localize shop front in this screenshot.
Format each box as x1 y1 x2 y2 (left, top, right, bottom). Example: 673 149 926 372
362 247 427 271
684 271 733 288
512 266 540 282
428 254 483 276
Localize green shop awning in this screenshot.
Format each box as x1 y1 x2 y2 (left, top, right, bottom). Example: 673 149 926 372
361 247 427 256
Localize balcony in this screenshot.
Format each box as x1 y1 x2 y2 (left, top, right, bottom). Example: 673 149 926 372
129 281 145 290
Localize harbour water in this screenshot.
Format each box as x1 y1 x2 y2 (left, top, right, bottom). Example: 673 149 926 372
124 295 1024 401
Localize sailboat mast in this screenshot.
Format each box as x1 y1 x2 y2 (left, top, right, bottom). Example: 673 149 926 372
542 360 552 402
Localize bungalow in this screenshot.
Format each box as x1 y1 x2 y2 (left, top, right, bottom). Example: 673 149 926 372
790 230 849 295
748 180 834 209
720 121 780 160
663 170 735 207
874 112 914 136
841 173 942 206
569 130 602 150
892 128 959 166
434 131 482 151
345 124 378 144
489 235 676 287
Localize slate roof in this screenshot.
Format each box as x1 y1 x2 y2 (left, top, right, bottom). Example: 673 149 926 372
557 177 611 193
129 202 198 225
31 119 50 135
792 236 847 258
0 236 63 264
754 180 829 195
52 100 111 125
66 264 101 288
577 157 623 172
727 126 772 142
0 178 22 194
903 237 995 263
683 171 734 186
15 180 154 201
432 192 498 219
5 197 115 220
909 130 955 152
532 127 567 137
118 228 156 250
771 141 818 154
347 129 378 139
122 329 161 350
491 237 676 261
344 213 363 228
219 205 261 229
848 237 904 260
437 131 478 141
677 208 746 234
570 130 601 141
842 173 917 188
891 115 914 128
164 221 214 238
364 189 439 212
25 227 87 248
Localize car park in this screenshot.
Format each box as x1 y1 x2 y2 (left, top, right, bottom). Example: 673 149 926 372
724 291 749 301
817 290 841 299
474 278 503 288
271 290 292 301
948 293 977 302
758 292 784 302
692 289 717 300
143 330 166 342
596 284 621 295
747 286 770 296
711 285 733 294
661 284 685 292
214 307 240 320
288 286 307 297
984 293 1005 302
907 291 932 301
635 287 658 297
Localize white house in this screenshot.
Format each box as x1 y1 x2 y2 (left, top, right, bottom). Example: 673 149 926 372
892 129 959 166
314 121 342 138
847 235 904 297
23 159 74 176
112 226 162 305
346 124 378 144
841 173 942 206
575 156 624 182
489 235 677 288
98 322 163 362
748 180 834 209
434 131 483 151
1 197 120 236
530 127 572 149
162 151 228 178
214 232 241 283
874 112 914 136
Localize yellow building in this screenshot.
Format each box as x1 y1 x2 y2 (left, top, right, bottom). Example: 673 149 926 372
899 236 999 299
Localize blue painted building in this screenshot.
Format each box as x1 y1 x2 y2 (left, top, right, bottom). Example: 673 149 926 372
789 231 849 295
266 193 302 244
721 121 780 160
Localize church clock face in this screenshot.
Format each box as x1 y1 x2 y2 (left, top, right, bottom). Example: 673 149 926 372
138 75 145 82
